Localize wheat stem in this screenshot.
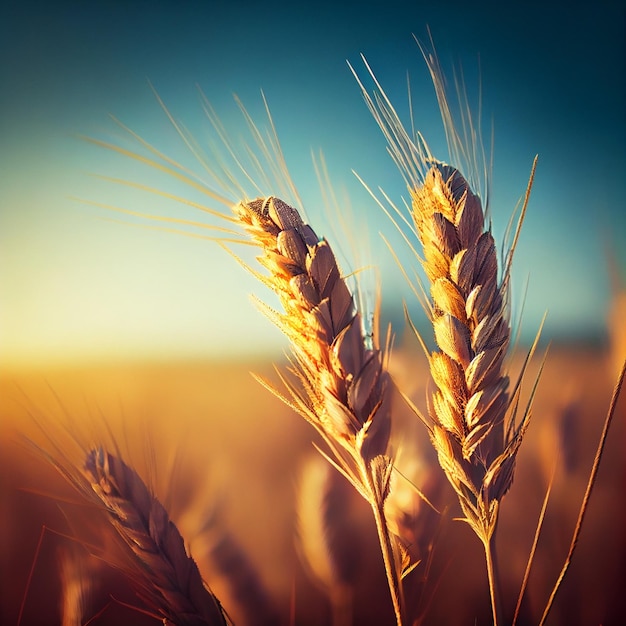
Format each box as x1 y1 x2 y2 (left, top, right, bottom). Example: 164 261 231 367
233 195 404 624
362 459 404 626
353 53 541 623
482 531 502 626
539 359 626 625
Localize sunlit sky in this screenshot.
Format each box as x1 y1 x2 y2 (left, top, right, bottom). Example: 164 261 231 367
1 1 625 367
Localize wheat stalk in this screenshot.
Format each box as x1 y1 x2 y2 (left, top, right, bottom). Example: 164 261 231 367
233 196 406 624
81 447 230 626
79 89 408 623
412 162 533 625
351 45 543 625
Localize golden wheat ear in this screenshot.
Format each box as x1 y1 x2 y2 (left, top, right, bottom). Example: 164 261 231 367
351 42 543 625
234 196 391 462
81 447 231 626
232 196 408 624
221 127 409 625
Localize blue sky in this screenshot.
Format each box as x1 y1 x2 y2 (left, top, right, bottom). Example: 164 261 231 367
1 0 624 366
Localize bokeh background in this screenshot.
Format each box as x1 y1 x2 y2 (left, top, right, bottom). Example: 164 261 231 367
1 0 625 367
1 2 625 625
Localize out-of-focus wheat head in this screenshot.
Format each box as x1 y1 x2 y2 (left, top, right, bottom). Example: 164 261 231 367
385 452 439 564
59 546 95 626
180 500 280 626
297 454 362 626
56 446 230 626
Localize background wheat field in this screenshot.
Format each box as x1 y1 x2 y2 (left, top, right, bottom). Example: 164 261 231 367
1 342 624 624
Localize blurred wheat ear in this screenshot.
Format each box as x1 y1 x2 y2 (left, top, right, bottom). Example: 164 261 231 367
297 454 359 626
76 447 230 626
194 511 281 626
59 546 93 626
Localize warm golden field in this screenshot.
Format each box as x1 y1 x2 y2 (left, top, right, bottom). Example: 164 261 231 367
1 344 623 625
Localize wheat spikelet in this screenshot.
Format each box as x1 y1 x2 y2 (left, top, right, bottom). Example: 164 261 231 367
83 447 230 626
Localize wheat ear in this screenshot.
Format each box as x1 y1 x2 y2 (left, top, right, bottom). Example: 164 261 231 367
83 447 230 626
297 454 359 626
351 47 541 625
234 196 405 624
412 162 526 625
